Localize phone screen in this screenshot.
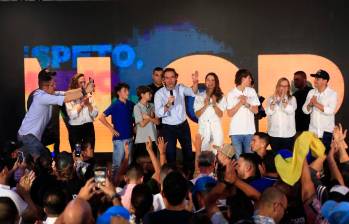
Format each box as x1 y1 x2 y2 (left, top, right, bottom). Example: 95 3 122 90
94 167 107 187
17 151 24 163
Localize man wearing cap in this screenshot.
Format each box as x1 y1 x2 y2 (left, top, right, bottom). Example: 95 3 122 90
18 68 94 159
302 69 337 152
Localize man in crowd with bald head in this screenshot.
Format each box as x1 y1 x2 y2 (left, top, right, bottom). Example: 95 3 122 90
56 198 94 224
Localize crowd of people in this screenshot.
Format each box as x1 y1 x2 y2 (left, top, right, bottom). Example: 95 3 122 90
0 66 347 224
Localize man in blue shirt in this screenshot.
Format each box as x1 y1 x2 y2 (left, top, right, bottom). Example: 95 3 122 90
18 68 93 160
154 68 198 174
99 83 135 177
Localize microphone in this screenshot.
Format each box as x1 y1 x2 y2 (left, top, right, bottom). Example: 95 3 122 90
170 90 174 105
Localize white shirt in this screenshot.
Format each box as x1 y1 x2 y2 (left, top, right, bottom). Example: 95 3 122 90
0 184 28 216
226 87 260 135
153 193 166 211
18 90 65 140
265 96 297 138
65 94 98 126
302 87 337 138
194 92 226 123
154 84 195 125
43 217 58 224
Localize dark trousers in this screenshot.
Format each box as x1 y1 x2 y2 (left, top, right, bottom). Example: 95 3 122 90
161 120 194 172
269 136 295 151
321 131 333 154
68 122 95 151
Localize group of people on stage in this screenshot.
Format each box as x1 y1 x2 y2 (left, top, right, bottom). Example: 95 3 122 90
17 66 337 177
0 65 345 224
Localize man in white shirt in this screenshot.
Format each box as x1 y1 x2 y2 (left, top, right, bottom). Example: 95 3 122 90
154 68 198 172
227 69 260 158
302 69 337 152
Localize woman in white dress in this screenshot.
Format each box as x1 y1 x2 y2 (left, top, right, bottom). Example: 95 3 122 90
194 72 226 153
266 77 297 151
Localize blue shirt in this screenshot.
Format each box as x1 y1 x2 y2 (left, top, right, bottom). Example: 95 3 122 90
154 84 195 125
18 89 65 141
103 99 134 140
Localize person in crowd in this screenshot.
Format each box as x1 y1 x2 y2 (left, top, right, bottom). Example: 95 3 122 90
250 187 288 224
303 69 338 152
17 68 94 160
65 73 98 151
0 158 39 222
0 197 20 224
42 187 68 224
116 164 144 211
148 67 164 103
130 184 154 224
194 72 226 152
293 71 313 133
266 77 297 151
227 69 260 158
133 85 159 160
53 152 83 199
154 68 198 174
56 198 95 224
250 132 278 192
143 171 192 224
192 144 215 184
99 82 135 177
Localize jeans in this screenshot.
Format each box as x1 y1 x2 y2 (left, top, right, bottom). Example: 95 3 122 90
230 134 253 158
112 138 133 175
17 134 47 159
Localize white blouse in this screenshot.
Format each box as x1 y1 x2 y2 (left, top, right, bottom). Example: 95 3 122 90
266 95 297 138
194 92 226 123
65 94 98 126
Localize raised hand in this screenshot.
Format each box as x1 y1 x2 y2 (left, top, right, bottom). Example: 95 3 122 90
157 136 167 155
224 161 237 184
167 95 175 106
192 70 199 85
146 136 153 153
18 170 36 193
99 178 116 198
77 178 96 200
124 141 129 159
85 79 95 94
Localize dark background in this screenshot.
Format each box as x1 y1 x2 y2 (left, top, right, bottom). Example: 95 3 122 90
0 0 348 145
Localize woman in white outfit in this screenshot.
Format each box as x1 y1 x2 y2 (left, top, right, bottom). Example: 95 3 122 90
266 77 297 151
194 72 226 153
65 73 98 151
